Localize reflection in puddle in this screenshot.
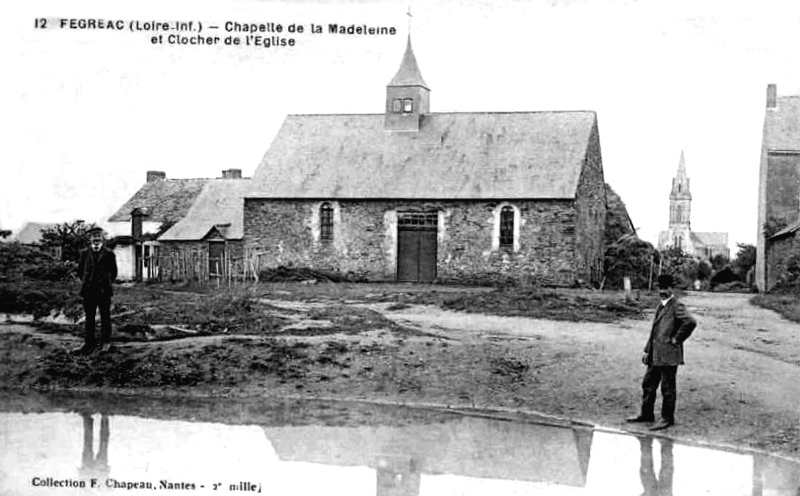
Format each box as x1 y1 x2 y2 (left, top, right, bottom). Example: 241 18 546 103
1 404 799 495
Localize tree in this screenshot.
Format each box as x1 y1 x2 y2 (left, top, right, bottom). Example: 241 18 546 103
603 234 659 290
710 253 729 272
0 229 11 239
40 220 99 263
659 247 712 289
604 183 636 247
730 243 756 281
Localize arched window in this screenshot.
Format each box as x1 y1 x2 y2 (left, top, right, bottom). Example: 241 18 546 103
499 206 514 249
320 203 334 244
392 99 402 113
403 98 413 113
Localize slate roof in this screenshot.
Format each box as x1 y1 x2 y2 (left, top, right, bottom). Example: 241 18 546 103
771 218 800 239
691 232 728 247
249 111 597 200
13 222 57 244
158 179 250 241
388 36 429 89
108 179 208 223
764 96 800 151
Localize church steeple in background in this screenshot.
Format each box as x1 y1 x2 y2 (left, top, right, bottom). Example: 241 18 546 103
658 149 730 259
669 150 692 227
670 151 692 200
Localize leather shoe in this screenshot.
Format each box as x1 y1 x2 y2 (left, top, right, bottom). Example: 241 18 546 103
72 343 96 355
626 415 655 423
649 419 674 431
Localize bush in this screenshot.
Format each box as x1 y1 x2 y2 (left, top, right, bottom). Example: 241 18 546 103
603 235 658 290
23 260 78 282
258 266 365 283
710 281 754 293
0 283 82 318
0 242 75 283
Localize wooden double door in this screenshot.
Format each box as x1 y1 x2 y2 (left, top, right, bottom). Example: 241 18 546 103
397 212 438 282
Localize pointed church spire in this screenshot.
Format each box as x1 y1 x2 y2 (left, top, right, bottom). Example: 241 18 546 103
388 35 429 89
384 21 430 132
671 150 691 199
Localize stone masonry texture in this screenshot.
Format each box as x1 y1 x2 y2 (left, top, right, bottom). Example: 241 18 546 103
244 196 606 286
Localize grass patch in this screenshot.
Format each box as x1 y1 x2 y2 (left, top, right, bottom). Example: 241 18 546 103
399 288 656 323
752 294 800 323
112 287 288 334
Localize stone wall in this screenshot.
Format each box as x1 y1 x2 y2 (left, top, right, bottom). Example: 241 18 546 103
244 199 584 286
759 152 800 291
766 233 799 290
765 153 800 227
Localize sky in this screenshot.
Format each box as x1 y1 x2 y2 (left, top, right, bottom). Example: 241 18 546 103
3 0 800 255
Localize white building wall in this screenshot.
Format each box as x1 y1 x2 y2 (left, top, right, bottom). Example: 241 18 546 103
103 221 162 238
114 245 135 281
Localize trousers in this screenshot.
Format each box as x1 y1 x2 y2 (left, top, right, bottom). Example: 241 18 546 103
641 365 678 422
83 294 112 345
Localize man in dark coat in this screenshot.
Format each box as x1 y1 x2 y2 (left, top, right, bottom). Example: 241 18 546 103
627 274 697 430
75 227 117 354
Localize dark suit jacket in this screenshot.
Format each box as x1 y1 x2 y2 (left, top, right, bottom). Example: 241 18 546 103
78 248 118 299
644 297 697 366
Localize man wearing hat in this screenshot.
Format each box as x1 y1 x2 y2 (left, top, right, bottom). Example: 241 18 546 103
75 227 118 354
627 274 697 430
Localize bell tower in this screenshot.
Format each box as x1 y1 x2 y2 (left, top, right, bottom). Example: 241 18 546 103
666 151 694 252
384 35 430 132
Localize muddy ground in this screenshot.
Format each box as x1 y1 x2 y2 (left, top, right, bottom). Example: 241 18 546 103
1 284 798 461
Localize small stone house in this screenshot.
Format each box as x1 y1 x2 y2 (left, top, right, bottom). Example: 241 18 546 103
105 169 246 281
756 84 800 291
157 177 251 281
243 37 608 286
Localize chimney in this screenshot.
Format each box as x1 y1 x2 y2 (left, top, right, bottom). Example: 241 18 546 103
146 170 167 182
131 208 145 241
767 84 777 109
221 168 242 179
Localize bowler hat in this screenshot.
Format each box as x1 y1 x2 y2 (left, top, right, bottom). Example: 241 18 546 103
657 274 675 288
86 226 104 235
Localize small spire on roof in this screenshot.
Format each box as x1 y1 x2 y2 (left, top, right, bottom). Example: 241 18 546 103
388 34 429 89
678 150 686 173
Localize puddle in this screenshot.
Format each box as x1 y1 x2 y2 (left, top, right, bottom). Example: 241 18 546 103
1 312 76 325
1 396 799 495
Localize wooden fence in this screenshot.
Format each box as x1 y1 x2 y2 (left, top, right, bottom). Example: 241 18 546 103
157 248 270 285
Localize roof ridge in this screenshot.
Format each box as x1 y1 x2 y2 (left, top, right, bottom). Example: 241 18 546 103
288 110 597 117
